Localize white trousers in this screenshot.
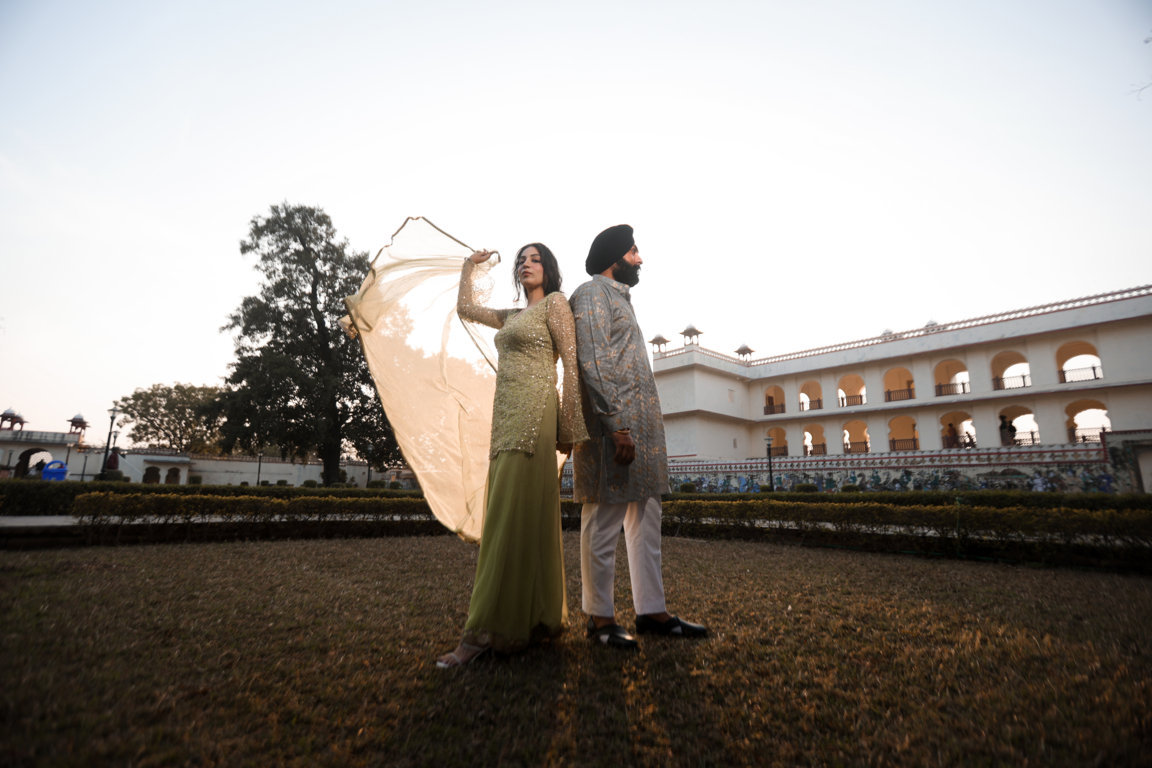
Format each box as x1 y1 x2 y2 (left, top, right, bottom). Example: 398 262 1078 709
580 497 667 617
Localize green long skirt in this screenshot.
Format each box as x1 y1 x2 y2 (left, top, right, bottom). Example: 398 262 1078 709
462 391 567 652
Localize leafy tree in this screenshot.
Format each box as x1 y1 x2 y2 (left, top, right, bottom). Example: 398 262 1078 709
216 203 402 484
114 383 224 453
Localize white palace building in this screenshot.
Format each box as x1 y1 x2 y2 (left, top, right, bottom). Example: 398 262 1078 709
652 284 1152 494
4 285 1151 494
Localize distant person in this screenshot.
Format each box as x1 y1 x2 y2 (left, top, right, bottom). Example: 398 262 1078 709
436 244 590 669
999 415 1015 446
945 422 958 448
569 224 707 650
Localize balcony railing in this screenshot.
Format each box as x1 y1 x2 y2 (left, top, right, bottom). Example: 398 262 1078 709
942 435 977 449
843 441 870 454
839 394 866 407
1059 366 1103 383
888 438 920 452
804 443 827 456
0 430 80 445
935 382 970 396
992 374 1031 390
763 403 785 415
1010 431 1041 446
1069 427 1107 443
799 398 823 411
884 388 915 402
768 445 788 457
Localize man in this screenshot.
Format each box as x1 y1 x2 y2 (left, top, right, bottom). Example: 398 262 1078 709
569 224 708 649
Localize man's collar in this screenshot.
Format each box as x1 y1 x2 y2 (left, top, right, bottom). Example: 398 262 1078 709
592 273 631 298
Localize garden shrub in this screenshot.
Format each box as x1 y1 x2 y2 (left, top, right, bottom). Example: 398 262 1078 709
658 498 1152 570
72 492 443 543
0 479 424 516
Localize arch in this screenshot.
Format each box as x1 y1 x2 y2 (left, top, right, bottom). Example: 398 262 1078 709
933 359 970 396
1057 341 1104 383
842 420 870 453
1064 399 1110 443
939 410 976 449
764 427 788 456
887 415 919 451
991 350 1031 390
164 467 181 485
803 424 827 455
763 385 785 414
14 448 53 479
798 380 823 411
1055 340 1098 368
883 367 916 402
998 406 1038 446
837 374 867 407
143 467 161 484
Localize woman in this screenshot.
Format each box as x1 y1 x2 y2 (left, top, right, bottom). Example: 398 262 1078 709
436 243 589 668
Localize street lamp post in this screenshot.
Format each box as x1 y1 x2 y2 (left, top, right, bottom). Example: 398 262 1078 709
99 407 117 481
764 436 774 493
256 452 264 487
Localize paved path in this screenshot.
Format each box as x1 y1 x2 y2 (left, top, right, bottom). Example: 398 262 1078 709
0 516 76 528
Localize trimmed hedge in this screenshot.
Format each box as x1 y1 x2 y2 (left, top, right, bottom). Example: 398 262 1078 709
8 480 1147 518
661 499 1152 571
664 490 1152 511
8 484 1151 571
72 492 444 544
0 480 422 517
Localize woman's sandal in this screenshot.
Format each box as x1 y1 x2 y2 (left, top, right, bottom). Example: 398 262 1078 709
435 642 490 669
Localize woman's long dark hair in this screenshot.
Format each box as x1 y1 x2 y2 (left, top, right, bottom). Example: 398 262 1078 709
513 242 563 300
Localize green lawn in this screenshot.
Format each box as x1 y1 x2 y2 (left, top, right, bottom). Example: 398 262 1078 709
2 534 1149 766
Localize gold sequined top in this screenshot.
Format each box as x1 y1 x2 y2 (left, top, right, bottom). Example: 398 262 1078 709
457 259 589 458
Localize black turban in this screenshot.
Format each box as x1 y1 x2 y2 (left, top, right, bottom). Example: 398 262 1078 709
586 224 634 275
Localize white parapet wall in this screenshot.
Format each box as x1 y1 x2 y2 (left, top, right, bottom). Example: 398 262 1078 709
667 444 1114 493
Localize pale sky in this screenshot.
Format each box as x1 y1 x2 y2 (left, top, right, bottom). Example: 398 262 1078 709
2 0 1150 443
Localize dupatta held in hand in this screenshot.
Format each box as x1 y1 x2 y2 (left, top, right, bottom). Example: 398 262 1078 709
343 217 570 543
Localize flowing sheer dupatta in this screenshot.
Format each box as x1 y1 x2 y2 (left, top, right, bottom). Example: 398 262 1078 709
341 218 499 543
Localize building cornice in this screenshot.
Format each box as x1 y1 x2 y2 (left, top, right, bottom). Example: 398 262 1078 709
654 284 1152 375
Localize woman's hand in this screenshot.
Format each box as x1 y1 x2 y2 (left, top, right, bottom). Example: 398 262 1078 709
469 250 494 264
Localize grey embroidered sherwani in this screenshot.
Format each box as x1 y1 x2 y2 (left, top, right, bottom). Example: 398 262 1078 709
569 275 669 504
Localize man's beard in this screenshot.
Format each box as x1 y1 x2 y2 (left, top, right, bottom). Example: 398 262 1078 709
612 259 641 287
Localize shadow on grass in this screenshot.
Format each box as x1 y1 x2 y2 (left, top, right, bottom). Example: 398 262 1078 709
3 535 1151 766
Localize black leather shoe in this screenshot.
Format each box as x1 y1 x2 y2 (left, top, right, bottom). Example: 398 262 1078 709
635 614 709 638
587 619 639 650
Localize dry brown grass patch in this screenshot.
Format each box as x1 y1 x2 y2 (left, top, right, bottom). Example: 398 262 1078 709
2 535 1150 766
